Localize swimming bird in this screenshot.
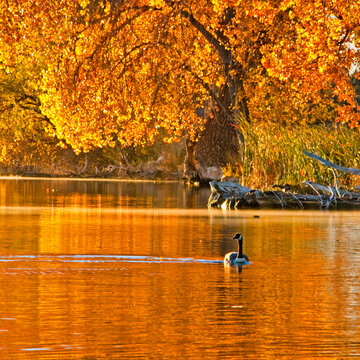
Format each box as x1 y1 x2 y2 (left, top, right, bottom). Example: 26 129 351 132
224 233 249 264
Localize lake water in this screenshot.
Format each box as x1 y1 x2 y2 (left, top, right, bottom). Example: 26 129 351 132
0 178 359 359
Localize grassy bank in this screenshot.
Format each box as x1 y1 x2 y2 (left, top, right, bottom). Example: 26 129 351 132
224 122 360 190
1 118 359 189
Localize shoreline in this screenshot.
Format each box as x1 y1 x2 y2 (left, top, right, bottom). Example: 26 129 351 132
0 174 185 183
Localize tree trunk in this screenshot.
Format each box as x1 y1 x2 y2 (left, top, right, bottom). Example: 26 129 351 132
184 137 201 183
195 85 244 168
195 111 240 168
179 6 252 183
183 82 249 183
184 137 224 184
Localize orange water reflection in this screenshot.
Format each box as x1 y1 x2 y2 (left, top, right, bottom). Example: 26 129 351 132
0 180 359 358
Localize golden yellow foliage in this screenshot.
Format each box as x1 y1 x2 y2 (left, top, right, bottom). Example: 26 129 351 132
0 0 359 153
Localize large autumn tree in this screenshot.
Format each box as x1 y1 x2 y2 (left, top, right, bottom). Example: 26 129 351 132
1 0 359 180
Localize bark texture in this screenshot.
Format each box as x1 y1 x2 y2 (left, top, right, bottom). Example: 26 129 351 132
195 105 241 167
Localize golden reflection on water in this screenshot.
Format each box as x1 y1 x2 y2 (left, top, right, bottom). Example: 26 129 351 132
0 180 359 358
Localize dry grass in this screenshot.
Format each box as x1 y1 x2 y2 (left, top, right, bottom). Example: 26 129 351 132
223 122 360 190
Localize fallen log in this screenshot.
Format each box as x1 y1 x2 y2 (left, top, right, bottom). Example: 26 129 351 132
208 180 360 209
302 180 360 198
208 152 360 209
208 181 251 207
302 180 333 195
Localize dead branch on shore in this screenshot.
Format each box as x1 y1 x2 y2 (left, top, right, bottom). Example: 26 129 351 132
302 151 360 176
207 181 333 209
208 152 360 209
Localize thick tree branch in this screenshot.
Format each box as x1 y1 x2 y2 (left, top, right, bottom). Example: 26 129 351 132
13 93 56 128
303 150 360 176
183 65 236 124
179 8 231 65
178 6 250 122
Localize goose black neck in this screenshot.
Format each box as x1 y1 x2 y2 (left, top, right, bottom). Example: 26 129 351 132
237 237 243 258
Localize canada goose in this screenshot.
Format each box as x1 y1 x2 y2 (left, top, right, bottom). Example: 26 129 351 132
224 233 249 264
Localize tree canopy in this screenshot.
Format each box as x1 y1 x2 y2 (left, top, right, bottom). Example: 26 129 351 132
0 0 359 158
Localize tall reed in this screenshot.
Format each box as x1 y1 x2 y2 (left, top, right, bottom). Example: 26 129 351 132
225 121 360 190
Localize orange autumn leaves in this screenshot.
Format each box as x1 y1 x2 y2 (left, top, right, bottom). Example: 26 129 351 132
0 0 359 153
259 0 360 124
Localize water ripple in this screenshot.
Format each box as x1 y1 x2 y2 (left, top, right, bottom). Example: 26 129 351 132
0 254 223 265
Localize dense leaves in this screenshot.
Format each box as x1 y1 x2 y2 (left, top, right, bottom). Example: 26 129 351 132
0 0 359 156
0 64 57 169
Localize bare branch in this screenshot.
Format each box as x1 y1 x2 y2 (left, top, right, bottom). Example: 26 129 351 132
303 150 360 176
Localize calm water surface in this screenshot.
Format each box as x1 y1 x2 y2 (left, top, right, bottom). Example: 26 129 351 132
0 178 359 359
